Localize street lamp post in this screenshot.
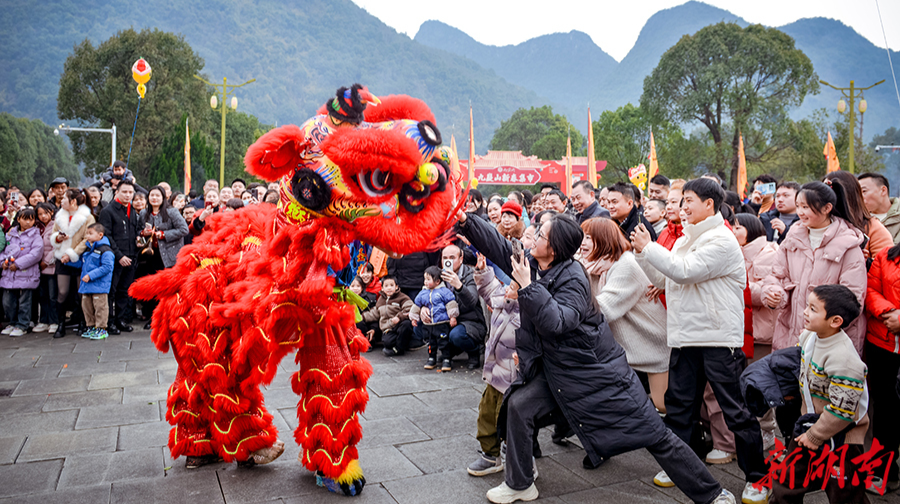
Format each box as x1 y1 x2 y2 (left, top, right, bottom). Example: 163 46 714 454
55 123 117 167
193 75 255 188
819 79 884 173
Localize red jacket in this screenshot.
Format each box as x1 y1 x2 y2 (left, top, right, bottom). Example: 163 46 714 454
866 247 900 353
657 221 683 251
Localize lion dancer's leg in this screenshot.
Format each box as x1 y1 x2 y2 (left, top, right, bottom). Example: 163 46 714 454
293 302 372 496
165 345 218 466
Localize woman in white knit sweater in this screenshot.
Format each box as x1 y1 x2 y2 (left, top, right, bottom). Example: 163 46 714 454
580 217 670 412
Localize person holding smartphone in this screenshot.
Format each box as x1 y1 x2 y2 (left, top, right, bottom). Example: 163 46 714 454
188 190 220 236
98 180 144 334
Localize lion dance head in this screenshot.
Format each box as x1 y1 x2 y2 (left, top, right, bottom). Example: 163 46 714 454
245 84 465 255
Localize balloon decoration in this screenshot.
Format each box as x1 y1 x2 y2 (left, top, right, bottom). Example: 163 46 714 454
126 58 152 169
132 58 152 98
628 163 648 191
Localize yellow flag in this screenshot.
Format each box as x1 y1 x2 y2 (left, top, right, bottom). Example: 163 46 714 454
449 134 461 183
184 117 191 195
565 133 573 197
824 131 841 173
587 107 596 186
648 130 659 183
737 133 747 200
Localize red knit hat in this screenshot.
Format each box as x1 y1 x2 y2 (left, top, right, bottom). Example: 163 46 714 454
500 200 522 219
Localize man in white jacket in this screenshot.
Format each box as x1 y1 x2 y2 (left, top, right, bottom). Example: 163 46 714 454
631 177 769 504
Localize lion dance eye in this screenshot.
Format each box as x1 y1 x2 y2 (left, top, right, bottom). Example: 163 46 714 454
357 168 394 197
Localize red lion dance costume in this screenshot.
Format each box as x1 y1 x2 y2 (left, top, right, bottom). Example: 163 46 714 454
130 85 464 496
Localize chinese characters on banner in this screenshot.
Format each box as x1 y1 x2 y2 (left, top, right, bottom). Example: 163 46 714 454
754 438 895 495
473 165 541 185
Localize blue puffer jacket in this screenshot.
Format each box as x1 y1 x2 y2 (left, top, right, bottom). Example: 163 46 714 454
740 346 801 418
74 237 115 295
412 284 457 324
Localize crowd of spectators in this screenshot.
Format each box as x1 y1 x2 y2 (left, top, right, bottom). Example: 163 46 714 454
4 163 900 504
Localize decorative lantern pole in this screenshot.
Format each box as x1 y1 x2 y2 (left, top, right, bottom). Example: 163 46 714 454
819 79 884 173
194 75 255 187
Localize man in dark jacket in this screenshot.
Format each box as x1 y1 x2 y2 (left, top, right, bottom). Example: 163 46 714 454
459 212 728 504
436 244 487 369
759 181 800 244
98 181 143 334
607 182 657 241
570 180 610 224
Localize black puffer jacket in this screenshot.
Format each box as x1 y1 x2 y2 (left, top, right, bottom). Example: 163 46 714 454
460 214 667 464
740 346 801 418
387 251 438 292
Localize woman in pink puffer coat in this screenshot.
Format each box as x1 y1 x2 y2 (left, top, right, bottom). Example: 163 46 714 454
763 182 867 353
733 214 780 349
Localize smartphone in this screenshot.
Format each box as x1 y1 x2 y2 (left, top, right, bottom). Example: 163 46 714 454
511 238 524 263
206 201 214 209
442 258 454 271
758 182 776 196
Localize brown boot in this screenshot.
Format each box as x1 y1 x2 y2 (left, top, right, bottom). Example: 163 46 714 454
185 454 222 469
245 439 285 466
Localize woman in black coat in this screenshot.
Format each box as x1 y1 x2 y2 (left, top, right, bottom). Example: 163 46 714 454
458 212 732 504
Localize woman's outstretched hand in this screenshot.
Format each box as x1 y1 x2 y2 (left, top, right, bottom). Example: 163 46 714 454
511 249 531 289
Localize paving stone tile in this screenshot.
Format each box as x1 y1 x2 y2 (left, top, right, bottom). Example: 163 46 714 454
36 352 103 367
13 375 90 396
217 463 318 503
125 357 177 373
58 447 163 488
366 375 444 397
0 436 24 464
0 355 41 369
75 402 160 429
73 340 131 353
283 482 399 504
357 417 431 448
117 420 171 450
558 480 681 503
0 483 111 504
357 445 423 483
110 471 225 504
382 468 504 504
10 342 75 357
122 383 168 404
0 380 18 396
0 394 47 415
549 446 661 488
262 385 300 409
396 434 477 474
43 388 123 411
158 368 176 384
100 347 163 363
414 387 482 411
0 409 78 437
17 427 118 462
278 407 298 430
0 459 63 498
359 394 429 421
407 408 478 439
58 361 126 377
88 370 158 390
0 364 52 382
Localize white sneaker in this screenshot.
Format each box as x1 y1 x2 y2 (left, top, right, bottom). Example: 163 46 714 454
741 482 770 503
48 324 59 333
706 449 736 464
713 489 736 503
32 323 50 333
653 470 675 488
762 430 776 451
9 328 26 337
486 482 538 503
1 326 14 335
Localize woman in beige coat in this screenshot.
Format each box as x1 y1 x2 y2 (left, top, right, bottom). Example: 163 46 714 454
49 189 95 338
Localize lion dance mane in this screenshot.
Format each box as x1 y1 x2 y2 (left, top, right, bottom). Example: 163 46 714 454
130 85 465 496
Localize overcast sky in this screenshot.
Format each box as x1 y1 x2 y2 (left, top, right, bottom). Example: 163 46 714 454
351 0 899 62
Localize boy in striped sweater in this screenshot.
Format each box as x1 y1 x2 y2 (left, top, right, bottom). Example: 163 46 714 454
772 284 869 503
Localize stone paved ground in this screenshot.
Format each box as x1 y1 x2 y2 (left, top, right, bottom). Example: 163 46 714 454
1 329 897 503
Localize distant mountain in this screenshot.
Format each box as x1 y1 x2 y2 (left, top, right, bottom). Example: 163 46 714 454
414 0 900 140
0 0 548 154
415 21 617 108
